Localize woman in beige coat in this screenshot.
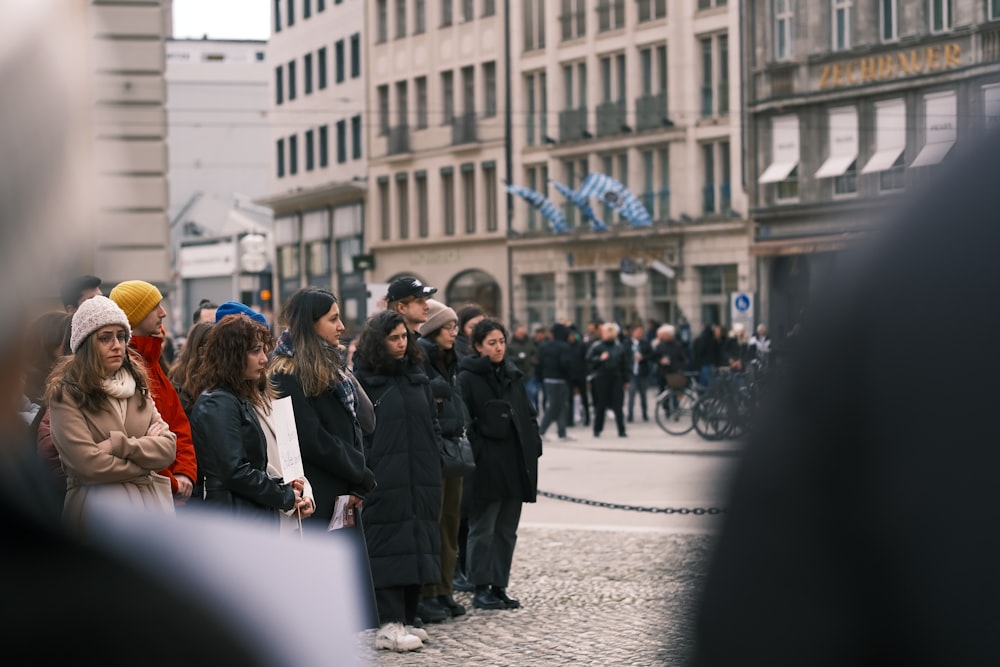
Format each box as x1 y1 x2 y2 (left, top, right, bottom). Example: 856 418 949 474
47 296 177 532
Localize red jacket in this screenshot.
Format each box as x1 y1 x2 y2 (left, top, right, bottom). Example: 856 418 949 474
131 335 198 493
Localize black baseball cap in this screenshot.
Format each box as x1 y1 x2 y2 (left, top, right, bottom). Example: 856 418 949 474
386 277 437 303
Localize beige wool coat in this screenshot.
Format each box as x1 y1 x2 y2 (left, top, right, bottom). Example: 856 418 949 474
49 389 177 531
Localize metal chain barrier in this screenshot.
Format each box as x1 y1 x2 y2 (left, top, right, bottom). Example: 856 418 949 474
537 490 726 515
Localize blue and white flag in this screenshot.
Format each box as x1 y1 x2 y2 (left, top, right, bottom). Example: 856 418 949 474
505 183 569 234
576 172 653 228
550 180 608 232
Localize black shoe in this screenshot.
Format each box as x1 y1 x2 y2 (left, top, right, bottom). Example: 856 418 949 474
417 598 449 623
411 615 424 628
490 586 521 609
619 431 627 438
627 416 633 423
453 568 474 592
472 585 506 610
437 594 466 617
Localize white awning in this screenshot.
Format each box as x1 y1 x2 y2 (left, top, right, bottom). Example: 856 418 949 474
758 160 798 184
909 140 953 168
861 147 905 174
814 154 856 178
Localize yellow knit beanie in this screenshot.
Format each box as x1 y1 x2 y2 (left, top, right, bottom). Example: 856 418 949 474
109 280 163 327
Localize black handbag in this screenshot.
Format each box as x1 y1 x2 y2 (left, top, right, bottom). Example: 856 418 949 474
441 434 476 477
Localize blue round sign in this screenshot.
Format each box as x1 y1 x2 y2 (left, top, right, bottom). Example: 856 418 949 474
734 294 751 312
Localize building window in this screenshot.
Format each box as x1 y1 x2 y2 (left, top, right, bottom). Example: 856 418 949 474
377 85 390 135
702 143 715 214
416 0 426 33
992 0 1000 20
318 0 325 11
759 114 800 203
279 245 300 282
879 155 906 191
288 60 297 101
461 65 475 117
442 0 454 26
276 138 285 177
697 0 727 8
911 91 957 168
350 34 361 78
378 177 390 240
274 0 282 32
377 0 388 42
396 80 409 127
774 0 794 61
442 70 455 124
397 173 410 240
304 0 312 19
483 61 497 117
700 38 713 117
524 273 556 327
415 76 428 129
658 147 670 220
287 0 295 26
289 134 298 175
396 0 407 37
336 119 347 163
637 0 667 22
832 0 852 51
318 47 327 89
523 0 546 51
569 272 597 328
415 171 429 237
305 129 315 171
776 166 798 200
307 242 330 282
462 0 474 22
319 125 329 167
699 34 728 117
984 84 1000 130
560 0 586 41
351 115 362 159
462 163 476 234
304 53 313 95
597 0 625 32
441 168 455 235
335 40 345 83
880 0 897 41
275 66 284 105
483 162 497 232
699 265 738 326
484 0 496 17
718 35 729 115
524 71 548 144
929 0 951 32
818 107 860 196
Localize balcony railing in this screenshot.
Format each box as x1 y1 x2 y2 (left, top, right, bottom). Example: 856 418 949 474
387 125 410 155
635 91 668 131
558 107 589 142
451 112 478 145
596 100 627 137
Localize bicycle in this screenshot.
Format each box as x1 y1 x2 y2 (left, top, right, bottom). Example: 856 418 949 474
654 372 700 436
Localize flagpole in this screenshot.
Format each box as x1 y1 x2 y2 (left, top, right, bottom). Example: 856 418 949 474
504 0 515 324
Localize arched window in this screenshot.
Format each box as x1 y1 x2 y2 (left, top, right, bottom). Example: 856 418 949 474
446 269 501 318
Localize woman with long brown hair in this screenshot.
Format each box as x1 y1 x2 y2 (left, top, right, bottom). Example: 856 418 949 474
46 296 177 531
188 315 310 528
167 321 213 419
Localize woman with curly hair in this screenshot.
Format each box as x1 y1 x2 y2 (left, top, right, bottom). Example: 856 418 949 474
352 310 442 652
46 296 177 531
167 321 213 419
188 315 310 528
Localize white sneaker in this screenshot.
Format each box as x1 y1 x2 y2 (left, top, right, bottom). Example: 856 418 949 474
375 622 423 652
406 625 429 642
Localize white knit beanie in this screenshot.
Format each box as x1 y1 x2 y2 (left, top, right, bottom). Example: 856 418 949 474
418 299 458 337
70 295 132 353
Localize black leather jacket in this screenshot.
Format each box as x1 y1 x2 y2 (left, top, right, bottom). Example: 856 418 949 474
189 388 295 524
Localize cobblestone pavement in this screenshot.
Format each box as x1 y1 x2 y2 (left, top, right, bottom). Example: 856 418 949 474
358 526 714 666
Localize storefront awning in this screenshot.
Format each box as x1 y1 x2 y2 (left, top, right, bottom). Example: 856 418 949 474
860 147 904 174
814 154 856 178
909 140 954 168
758 160 798 184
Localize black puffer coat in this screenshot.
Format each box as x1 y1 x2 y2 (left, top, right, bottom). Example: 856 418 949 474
418 337 470 443
458 354 541 503
353 359 442 588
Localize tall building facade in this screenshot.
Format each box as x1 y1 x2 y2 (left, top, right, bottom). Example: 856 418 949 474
261 0 369 330
507 0 751 332
89 0 172 287
745 0 1000 337
366 0 509 318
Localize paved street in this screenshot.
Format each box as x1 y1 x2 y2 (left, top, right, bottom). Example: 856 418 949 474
358 407 743 666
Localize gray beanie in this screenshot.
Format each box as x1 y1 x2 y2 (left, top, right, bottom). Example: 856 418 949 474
418 299 458 337
70 295 132 353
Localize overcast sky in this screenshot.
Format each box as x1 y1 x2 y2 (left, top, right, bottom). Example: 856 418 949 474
172 0 271 40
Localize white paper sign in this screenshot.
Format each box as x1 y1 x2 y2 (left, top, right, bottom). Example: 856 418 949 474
271 396 305 482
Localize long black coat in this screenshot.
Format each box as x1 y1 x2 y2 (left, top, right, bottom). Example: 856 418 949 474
354 359 442 588
458 354 541 503
418 337 470 442
270 369 375 527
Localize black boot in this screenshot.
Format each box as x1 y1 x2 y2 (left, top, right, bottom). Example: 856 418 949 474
437 594 467 617
490 586 521 609
453 566 474 593
416 597 449 623
472 585 505 610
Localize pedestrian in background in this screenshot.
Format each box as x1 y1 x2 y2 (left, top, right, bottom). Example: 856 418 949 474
507 323 539 412
168 321 214 418
536 323 574 441
626 324 653 423
455 304 487 358
458 318 541 611
587 322 630 438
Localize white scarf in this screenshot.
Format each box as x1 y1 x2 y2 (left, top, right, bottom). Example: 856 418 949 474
102 367 136 399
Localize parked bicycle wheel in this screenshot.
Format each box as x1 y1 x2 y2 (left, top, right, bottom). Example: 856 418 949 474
655 387 697 436
693 395 733 441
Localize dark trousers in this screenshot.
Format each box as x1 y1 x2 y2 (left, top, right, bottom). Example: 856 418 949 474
538 379 569 438
567 377 590 426
592 379 626 436
467 499 523 588
375 584 420 626
424 475 463 598
627 373 649 420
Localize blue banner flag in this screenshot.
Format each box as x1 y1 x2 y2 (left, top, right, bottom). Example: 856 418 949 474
505 183 569 234
576 173 653 227
550 180 608 232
